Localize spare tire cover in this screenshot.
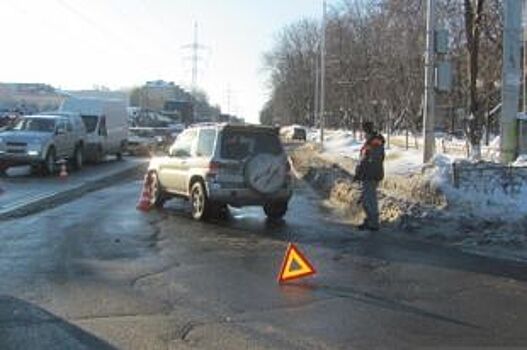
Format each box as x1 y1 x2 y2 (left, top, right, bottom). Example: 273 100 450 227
245 153 287 195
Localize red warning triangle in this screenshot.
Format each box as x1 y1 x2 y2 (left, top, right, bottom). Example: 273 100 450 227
278 243 316 283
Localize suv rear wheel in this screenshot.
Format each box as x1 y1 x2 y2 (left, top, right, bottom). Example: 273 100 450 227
190 181 210 220
263 201 288 220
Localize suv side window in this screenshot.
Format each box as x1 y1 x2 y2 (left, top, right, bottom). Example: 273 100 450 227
196 129 216 157
171 129 196 157
66 120 73 132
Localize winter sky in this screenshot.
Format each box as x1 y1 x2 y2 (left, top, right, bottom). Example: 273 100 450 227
0 0 322 123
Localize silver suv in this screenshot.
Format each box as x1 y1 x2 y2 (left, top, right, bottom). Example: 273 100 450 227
0 114 86 175
148 123 293 220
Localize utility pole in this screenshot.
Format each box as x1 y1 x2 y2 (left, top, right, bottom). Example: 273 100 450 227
523 0 527 112
314 55 320 128
422 0 436 163
320 0 327 145
500 0 522 163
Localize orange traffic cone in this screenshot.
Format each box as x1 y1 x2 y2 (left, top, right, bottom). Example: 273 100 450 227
136 173 152 212
59 160 68 178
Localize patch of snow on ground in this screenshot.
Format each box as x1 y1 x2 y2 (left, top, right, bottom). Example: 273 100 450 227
384 148 423 175
320 129 425 175
513 154 527 167
322 130 362 159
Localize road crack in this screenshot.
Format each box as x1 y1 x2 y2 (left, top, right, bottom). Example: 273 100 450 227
130 262 180 288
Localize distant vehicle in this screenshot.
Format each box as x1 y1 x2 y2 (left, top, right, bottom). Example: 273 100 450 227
60 97 128 162
281 125 307 142
148 123 293 220
128 128 157 157
0 114 86 175
448 129 465 139
128 127 173 156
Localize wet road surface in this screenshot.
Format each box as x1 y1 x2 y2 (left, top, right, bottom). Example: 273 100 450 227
1 178 527 349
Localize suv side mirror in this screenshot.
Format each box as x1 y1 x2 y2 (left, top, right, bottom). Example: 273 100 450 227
56 127 66 135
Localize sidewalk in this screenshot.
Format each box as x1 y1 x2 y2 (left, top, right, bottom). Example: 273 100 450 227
0 158 147 219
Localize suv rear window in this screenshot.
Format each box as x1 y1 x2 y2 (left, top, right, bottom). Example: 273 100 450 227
220 130 282 160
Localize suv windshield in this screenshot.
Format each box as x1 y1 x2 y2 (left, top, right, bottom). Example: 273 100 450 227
12 118 56 132
221 130 282 160
81 115 99 133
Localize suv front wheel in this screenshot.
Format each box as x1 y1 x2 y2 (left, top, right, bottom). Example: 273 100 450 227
150 172 167 208
190 181 210 220
263 201 288 220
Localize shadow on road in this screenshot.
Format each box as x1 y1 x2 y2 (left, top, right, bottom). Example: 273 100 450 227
157 194 527 285
0 295 116 350
283 282 482 330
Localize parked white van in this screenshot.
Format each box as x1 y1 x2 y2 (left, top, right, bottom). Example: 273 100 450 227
60 97 128 162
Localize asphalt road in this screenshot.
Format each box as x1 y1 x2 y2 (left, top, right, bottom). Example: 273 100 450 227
1 177 527 349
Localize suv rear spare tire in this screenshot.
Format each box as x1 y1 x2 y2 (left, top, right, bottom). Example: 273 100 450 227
245 154 287 195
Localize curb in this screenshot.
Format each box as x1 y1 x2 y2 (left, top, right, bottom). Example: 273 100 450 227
0 162 148 221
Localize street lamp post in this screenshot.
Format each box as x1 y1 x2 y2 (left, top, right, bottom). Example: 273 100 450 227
422 0 436 163
320 0 327 146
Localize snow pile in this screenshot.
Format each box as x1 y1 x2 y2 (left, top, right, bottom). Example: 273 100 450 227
306 128 321 142
486 136 501 162
424 154 527 220
425 154 457 188
513 154 527 167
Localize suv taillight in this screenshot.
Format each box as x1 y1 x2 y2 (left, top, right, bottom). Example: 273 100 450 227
207 161 221 177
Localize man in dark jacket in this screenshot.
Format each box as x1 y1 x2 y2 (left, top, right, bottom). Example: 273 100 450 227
353 121 385 231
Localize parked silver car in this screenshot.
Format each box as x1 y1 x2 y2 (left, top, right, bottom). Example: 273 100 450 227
148 123 293 220
0 114 86 175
